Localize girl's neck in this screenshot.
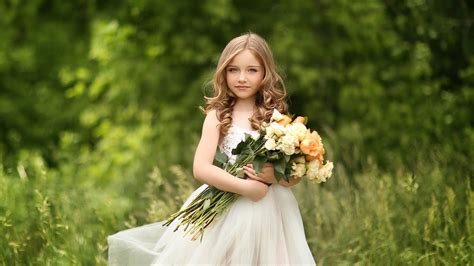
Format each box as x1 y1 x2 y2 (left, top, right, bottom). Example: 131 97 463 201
233 97 257 112
232 98 258 130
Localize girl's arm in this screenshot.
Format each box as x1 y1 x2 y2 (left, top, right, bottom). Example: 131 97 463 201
193 110 269 201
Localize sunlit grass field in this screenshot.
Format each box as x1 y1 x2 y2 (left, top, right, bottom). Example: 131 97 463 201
1 132 472 265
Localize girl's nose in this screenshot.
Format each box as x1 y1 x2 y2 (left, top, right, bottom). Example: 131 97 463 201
238 72 246 82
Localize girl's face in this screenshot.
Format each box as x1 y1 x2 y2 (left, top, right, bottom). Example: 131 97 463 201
225 49 265 101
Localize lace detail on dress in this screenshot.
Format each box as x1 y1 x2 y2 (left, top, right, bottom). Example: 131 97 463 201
219 124 260 164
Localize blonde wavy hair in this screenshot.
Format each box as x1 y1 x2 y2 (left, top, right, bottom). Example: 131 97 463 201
205 32 288 136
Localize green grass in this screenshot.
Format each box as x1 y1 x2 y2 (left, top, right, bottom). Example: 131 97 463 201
297 160 473 265
1 148 472 265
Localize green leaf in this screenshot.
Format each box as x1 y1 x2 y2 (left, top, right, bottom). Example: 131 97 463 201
232 144 244 155
284 172 290 182
243 132 252 140
213 149 228 167
274 170 285 182
267 151 280 161
234 146 255 165
274 156 287 182
252 155 267 175
232 133 253 155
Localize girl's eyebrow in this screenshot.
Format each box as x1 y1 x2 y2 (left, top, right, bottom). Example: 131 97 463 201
227 65 262 68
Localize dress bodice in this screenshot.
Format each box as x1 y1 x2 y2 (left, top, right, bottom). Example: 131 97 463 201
219 124 260 164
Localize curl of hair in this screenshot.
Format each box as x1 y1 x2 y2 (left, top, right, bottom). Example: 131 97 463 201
204 32 288 136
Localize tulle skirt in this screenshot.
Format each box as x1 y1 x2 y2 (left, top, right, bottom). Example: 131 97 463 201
107 184 316 265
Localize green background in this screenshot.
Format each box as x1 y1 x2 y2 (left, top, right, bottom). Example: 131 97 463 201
1 0 473 264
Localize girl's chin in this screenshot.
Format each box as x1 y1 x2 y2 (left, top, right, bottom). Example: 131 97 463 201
235 95 257 101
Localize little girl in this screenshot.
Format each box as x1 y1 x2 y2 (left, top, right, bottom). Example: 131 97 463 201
108 32 316 265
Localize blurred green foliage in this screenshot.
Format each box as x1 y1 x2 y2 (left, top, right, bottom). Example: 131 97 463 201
0 0 473 264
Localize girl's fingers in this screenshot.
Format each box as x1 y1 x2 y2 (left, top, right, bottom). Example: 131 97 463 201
244 169 259 179
245 166 268 182
244 169 255 178
243 166 255 174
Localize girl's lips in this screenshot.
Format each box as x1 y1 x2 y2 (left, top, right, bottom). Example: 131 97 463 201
235 86 250 89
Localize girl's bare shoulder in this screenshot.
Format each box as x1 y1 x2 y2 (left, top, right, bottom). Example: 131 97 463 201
202 109 225 145
202 109 219 129
199 109 220 139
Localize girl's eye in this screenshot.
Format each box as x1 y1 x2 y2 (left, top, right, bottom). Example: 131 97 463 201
228 68 238 73
248 69 258 73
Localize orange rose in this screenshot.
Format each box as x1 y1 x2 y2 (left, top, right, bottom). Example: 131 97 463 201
277 115 292 126
292 116 306 125
305 154 323 163
300 130 325 161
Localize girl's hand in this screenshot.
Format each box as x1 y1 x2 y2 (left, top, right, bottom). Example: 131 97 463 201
244 163 302 188
240 179 270 202
243 163 277 185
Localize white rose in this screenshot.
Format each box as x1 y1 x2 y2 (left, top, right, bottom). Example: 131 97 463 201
286 123 307 142
264 138 277 150
305 160 321 179
271 122 286 137
281 134 299 147
265 122 286 139
319 161 334 179
264 126 275 139
251 132 260 141
278 141 296 155
277 134 298 155
294 156 306 164
291 162 306 178
271 109 284 122
317 173 327 183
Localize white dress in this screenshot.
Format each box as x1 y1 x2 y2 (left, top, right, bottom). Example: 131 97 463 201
107 124 316 265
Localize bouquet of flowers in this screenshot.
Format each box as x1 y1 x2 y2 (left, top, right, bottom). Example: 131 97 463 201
163 109 334 241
